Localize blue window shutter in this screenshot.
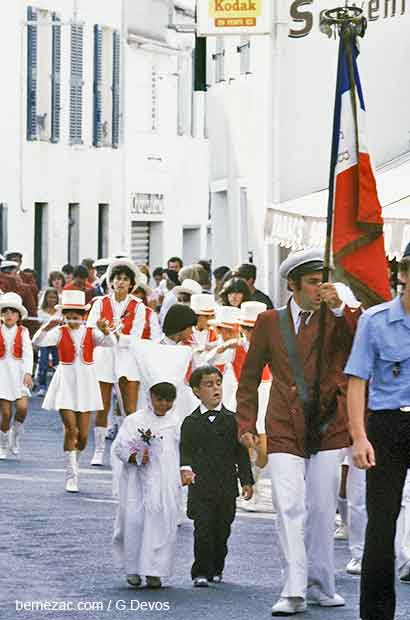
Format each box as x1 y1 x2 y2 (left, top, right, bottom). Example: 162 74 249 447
112 30 121 148
70 22 84 144
27 6 37 141
51 13 61 143
93 25 103 147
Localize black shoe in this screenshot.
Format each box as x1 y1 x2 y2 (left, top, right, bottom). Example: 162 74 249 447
146 576 162 589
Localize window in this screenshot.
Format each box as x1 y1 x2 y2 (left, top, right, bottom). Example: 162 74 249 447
0 204 8 255
213 37 225 83
70 21 84 145
238 37 251 75
26 7 61 142
93 26 121 148
131 222 150 266
34 203 48 287
98 204 109 258
68 204 80 265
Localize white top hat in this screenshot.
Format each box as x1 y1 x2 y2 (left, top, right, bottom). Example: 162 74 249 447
106 258 143 290
133 340 191 390
208 305 240 329
0 260 18 271
173 279 202 297
237 301 267 326
279 248 324 279
190 293 216 316
56 290 90 311
0 292 28 319
134 273 153 296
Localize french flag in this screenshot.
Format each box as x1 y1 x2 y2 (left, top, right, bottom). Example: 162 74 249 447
330 38 391 306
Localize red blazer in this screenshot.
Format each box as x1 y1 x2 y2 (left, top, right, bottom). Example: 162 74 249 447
236 300 361 458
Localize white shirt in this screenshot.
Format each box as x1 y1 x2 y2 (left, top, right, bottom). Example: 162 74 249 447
199 401 223 422
290 296 345 335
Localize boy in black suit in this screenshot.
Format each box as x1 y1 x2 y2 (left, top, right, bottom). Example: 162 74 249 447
180 365 254 587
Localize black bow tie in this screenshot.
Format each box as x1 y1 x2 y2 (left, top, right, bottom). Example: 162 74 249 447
205 410 219 418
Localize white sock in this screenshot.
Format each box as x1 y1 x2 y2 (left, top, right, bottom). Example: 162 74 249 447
337 497 348 527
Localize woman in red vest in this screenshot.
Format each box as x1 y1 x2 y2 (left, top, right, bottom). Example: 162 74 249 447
86 259 145 466
32 290 114 493
132 274 162 341
0 293 33 460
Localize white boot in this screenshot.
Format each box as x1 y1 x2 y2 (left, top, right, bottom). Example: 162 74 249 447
9 421 23 456
65 451 79 493
91 427 106 466
0 431 10 459
76 450 82 469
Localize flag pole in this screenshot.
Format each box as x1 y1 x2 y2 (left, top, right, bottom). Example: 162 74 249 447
308 6 367 456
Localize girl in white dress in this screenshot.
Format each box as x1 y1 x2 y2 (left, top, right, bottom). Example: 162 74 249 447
86 258 145 466
32 290 114 493
113 341 191 589
0 293 33 459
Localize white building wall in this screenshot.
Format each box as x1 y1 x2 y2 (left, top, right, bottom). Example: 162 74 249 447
206 0 410 302
0 0 124 283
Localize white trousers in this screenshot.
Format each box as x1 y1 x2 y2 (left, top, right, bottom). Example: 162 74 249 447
345 448 367 560
396 471 410 570
269 450 344 599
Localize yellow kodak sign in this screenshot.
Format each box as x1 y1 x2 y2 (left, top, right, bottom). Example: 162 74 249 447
198 0 271 35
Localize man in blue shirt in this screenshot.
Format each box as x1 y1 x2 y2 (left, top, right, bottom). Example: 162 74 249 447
345 252 410 620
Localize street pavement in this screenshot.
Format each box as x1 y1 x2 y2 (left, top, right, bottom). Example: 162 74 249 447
1 396 409 620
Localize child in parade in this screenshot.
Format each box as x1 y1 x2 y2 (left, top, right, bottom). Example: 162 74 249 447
190 293 219 368
0 293 33 459
36 287 59 396
113 341 191 589
32 290 114 493
86 258 145 466
205 306 245 410
180 366 254 586
132 274 162 341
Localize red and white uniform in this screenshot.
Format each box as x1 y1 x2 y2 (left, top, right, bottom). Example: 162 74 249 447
87 294 145 383
141 306 162 341
0 324 33 401
190 326 218 369
32 325 115 412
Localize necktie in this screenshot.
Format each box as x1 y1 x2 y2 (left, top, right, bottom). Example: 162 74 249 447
298 311 311 335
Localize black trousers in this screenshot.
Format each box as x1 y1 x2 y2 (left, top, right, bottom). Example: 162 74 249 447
191 495 236 580
360 412 410 620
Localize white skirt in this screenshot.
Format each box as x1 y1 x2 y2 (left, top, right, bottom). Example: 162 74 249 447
43 362 103 413
94 347 140 384
0 357 27 401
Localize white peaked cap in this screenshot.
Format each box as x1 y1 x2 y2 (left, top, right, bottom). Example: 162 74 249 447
93 257 111 268
208 305 240 329
279 248 324 279
56 290 90 311
0 292 28 319
238 301 267 326
134 340 191 390
190 293 216 316
135 273 153 295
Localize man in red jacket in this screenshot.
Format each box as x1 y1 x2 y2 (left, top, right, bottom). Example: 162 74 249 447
236 249 360 616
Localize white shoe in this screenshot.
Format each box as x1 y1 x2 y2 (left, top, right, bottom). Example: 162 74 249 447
9 422 23 456
271 597 307 616
91 427 106 466
0 430 10 459
307 588 345 607
346 558 362 575
399 561 410 583
65 451 79 493
334 524 348 540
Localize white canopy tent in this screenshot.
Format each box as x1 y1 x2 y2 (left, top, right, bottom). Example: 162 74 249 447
265 154 410 259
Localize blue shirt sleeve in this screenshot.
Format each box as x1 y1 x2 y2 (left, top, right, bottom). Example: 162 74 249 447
344 312 375 380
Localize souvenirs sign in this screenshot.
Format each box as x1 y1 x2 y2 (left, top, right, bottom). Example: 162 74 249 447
197 0 273 35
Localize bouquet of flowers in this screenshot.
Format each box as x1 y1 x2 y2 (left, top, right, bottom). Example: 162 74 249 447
127 427 163 466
